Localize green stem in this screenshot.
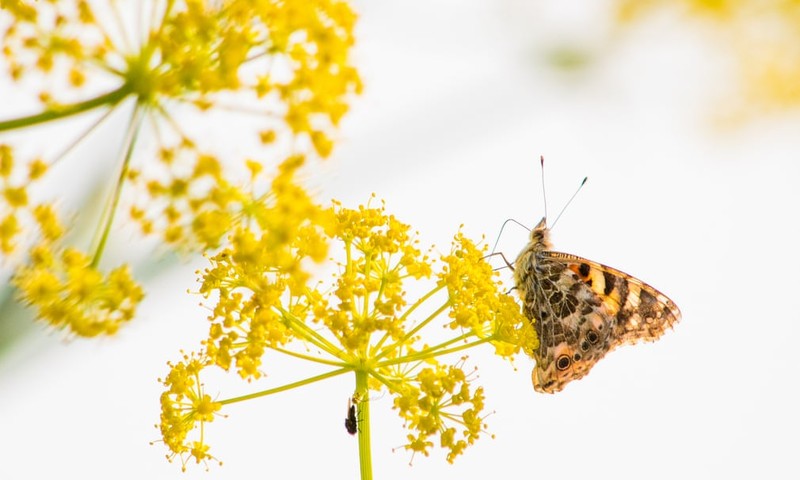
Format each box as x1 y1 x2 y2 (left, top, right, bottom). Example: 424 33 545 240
0 85 132 132
271 345 349 368
279 306 344 359
49 107 116 169
376 334 492 368
355 370 373 480
371 283 444 356
361 252 373 321
219 367 349 405
375 297 448 361
91 101 143 268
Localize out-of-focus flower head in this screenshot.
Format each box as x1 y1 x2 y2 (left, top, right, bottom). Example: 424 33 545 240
0 0 361 336
616 0 800 118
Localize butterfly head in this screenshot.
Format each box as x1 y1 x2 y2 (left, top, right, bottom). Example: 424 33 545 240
528 217 551 250
514 217 552 285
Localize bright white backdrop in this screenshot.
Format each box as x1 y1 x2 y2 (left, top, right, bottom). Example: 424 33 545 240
1 1 798 478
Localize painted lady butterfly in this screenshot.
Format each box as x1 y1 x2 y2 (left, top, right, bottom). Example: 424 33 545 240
513 167 680 393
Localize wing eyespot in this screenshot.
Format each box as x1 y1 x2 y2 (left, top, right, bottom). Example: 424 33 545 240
556 355 571 371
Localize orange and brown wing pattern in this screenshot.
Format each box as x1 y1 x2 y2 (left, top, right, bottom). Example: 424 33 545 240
513 218 680 393
553 252 681 348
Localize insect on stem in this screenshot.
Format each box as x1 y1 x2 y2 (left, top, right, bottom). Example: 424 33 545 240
345 396 359 435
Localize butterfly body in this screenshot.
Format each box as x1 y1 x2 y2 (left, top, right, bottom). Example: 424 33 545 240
514 217 680 393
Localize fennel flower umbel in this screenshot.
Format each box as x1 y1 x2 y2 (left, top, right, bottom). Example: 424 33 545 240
158 195 537 473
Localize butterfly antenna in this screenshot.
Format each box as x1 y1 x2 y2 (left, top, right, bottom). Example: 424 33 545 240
490 218 530 255
551 176 587 229
540 155 548 221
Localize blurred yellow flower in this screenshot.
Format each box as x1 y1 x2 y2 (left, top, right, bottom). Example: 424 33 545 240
13 242 144 337
0 0 361 337
615 0 800 117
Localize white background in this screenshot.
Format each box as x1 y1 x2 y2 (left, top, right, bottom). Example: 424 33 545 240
1 1 798 478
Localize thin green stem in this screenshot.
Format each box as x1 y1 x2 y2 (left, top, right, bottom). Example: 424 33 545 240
371 283 444 355
91 101 144 268
399 283 446 326
0 85 132 132
49 107 116 169
150 102 190 139
271 345 349 368
355 370 373 480
376 334 492 368
375 298 448 361
278 306 344 359
219 367 349 405
108 0 133 52
365 368 397 391
360 252 373 322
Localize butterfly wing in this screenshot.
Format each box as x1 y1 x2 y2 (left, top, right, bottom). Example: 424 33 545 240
517 249 680 393
548 252 681 346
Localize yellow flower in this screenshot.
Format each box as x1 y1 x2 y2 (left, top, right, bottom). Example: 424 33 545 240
440 232 538 357
13 244 144 337
160 196 534 468
0 144 56 255
614 0 800 117
0 0 361 338
1 0 361 159
157 352 222 471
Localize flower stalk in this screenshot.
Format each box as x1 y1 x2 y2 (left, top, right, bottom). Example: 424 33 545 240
91 102 143 268
0 85 133 132
355 370 373 480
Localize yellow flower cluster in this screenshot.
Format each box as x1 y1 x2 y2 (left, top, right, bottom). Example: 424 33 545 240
615 0 800 116
0 144 50 254
158 196 534 467
128 142 240 250
12 242 144 337
199 157 331 378
1 143 145 338
394 361 488 464
440 231 538 357
0 0 361 338
1 0 361 155
1 0 360 250
158 352 222 471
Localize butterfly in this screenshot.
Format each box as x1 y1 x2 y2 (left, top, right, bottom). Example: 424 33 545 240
512 170 680 393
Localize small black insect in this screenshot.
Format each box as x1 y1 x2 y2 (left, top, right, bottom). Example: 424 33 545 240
344 398 358 435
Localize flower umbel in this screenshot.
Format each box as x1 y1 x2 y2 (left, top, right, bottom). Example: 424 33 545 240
159 197 535 472
12 242 144 337
158 352 222 471
0 0 360 337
